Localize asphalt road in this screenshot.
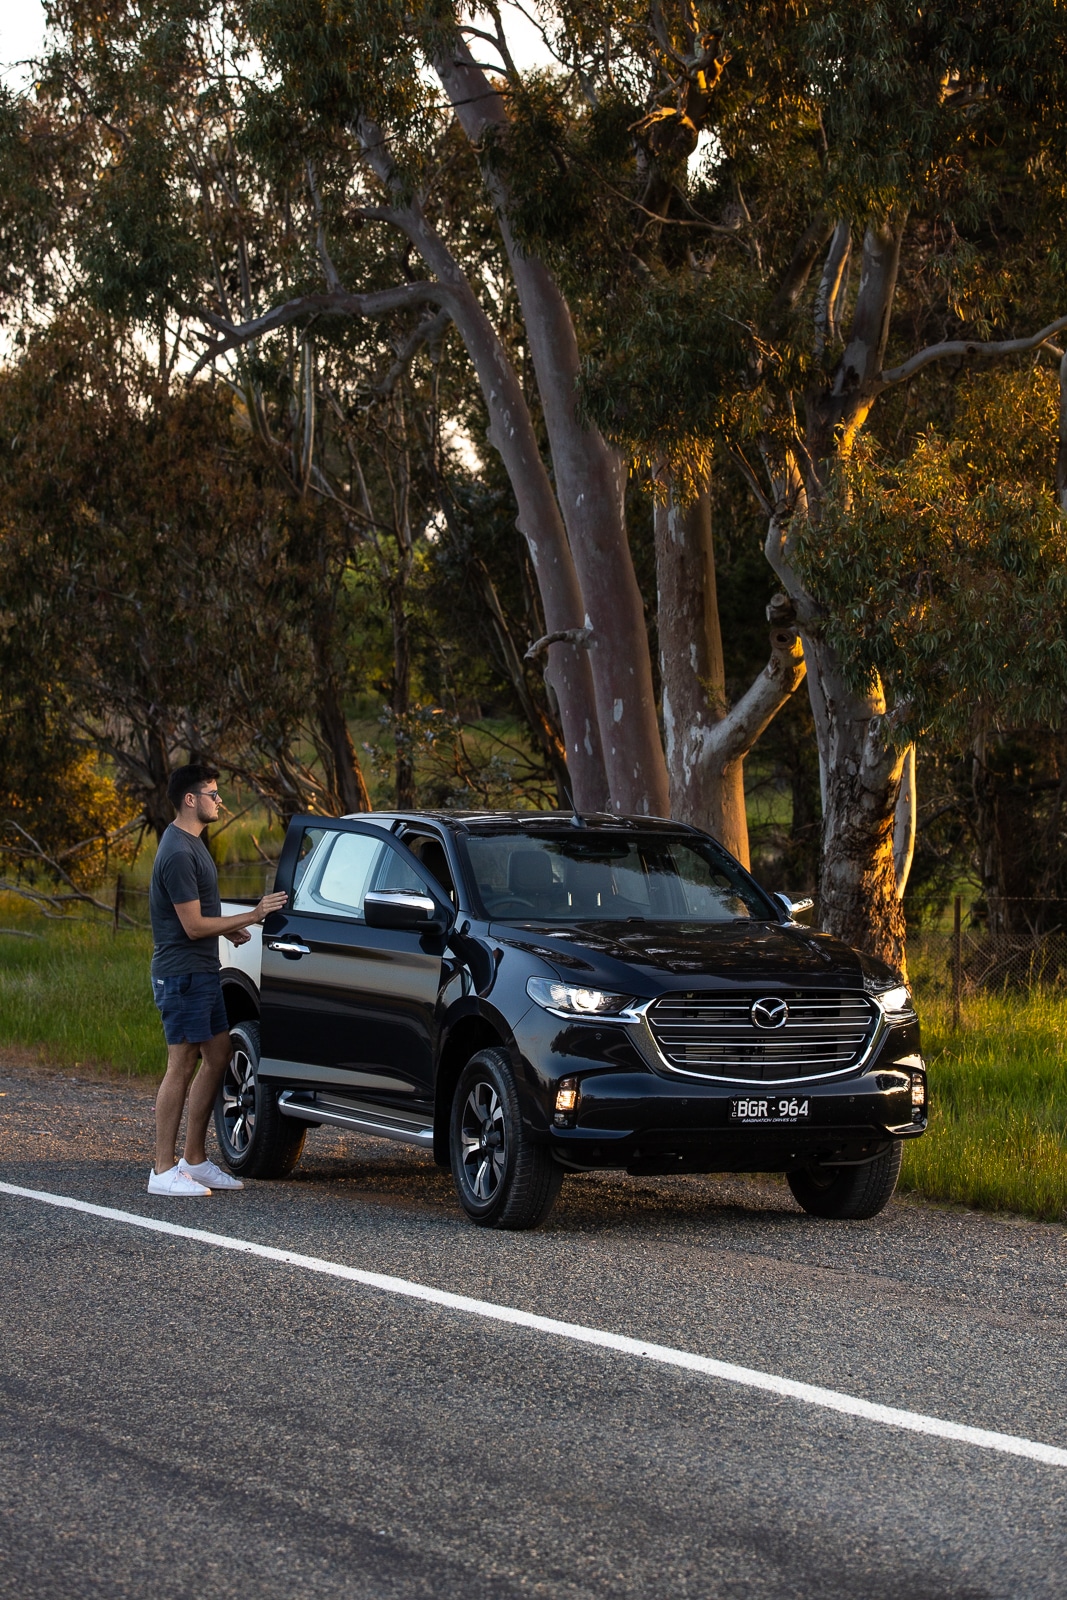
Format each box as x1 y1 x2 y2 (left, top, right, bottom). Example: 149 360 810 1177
1 1058 1066 1599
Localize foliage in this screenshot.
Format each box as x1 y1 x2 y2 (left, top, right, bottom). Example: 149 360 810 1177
0 315 363 830
0 715 141 897
793 369 1067 744
4 0 1067 931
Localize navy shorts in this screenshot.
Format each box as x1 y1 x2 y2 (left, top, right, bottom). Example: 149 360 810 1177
151 972 229 1046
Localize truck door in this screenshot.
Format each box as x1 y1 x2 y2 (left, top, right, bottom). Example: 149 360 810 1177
259 819 448 1111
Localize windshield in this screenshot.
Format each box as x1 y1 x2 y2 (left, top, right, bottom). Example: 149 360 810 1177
464 832 773 924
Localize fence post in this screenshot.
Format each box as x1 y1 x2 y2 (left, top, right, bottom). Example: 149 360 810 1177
112 872 124 936
952 893 962 1028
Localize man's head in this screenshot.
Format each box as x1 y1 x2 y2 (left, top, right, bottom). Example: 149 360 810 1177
167 763 222 828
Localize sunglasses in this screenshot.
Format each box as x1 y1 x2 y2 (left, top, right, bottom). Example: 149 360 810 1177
198 789 222 802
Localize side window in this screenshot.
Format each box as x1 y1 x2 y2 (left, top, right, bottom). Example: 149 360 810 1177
372 845 427 896
402 834 456 903
292 827 329 899
291 829 386 918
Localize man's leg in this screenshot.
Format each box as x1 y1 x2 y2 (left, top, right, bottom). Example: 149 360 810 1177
154 1042 201 1176
183 1030 233 1167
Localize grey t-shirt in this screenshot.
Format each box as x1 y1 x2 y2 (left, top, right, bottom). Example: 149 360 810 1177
150 825 222 977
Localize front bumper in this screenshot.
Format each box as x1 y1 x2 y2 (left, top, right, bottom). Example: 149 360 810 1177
511 1007 926 1175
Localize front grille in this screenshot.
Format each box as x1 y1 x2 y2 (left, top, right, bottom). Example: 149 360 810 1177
646 991 877 1083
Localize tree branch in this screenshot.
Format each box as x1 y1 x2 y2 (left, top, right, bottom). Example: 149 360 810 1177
699 616 806 768
524 626 593 661
305 159 342 293
813 219 851 357
729 444 774 518
772 213 834 315
879 314 1067 388
0 821 137 922
834 220 904 401
187 284 451 376
373 307 453 400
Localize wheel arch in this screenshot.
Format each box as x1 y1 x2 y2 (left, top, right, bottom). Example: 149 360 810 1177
434 1013 507 1166
221 972 260 1028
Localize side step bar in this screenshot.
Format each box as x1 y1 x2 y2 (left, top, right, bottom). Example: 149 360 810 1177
277 1091 434 1148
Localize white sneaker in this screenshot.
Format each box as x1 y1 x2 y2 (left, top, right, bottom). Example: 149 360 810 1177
148 1165 211 1196
179 1157 244 1191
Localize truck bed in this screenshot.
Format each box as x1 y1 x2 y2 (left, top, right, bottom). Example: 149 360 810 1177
220 900 263 987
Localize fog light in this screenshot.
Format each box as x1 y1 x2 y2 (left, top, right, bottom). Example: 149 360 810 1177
555 1078 580 1113
911 1074 926 1108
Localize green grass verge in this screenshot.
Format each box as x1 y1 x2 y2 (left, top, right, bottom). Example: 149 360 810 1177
900 992 1067 1222
0 902 160 1076
2 903 1066 1219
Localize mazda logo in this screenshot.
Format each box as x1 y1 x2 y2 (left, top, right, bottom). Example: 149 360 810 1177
751 996 789 1030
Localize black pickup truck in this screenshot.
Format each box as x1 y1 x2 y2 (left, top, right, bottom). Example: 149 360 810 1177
216 810 926 1229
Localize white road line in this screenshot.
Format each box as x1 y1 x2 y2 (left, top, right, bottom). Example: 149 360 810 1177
3 1178 1064 1468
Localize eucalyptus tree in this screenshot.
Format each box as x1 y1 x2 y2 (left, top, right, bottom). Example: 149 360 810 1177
24 0 668 814
529 0 1067 968
795 366 1067 937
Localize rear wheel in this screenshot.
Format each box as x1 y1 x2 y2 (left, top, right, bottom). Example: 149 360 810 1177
787 1141 902 1219
213 1019 306 1179
449 1048 563 1230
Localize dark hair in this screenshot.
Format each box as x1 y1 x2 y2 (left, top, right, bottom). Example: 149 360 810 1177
167 763 220 812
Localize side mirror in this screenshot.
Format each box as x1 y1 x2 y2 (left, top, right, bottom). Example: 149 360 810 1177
773 892 815 923
364 890 450 934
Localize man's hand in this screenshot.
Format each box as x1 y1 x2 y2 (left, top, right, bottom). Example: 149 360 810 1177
255 890 289 923
173 888 290 942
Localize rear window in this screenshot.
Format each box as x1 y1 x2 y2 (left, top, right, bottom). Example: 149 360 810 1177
463 832 771 923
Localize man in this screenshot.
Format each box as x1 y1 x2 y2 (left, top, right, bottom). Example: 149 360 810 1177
148 764 287 1196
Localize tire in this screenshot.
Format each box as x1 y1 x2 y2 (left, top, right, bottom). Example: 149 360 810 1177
213 1019 306 1180
787 1141 902 1220
449 1048 563 1230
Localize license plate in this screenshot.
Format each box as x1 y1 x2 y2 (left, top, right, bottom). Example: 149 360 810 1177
730 1095 811 1124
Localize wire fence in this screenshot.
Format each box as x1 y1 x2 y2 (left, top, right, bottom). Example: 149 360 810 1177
39 874 1067 1021
908 897 1067 1020
106 860 277 931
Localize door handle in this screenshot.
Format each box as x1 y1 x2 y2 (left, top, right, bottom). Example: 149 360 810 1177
268 940 311 958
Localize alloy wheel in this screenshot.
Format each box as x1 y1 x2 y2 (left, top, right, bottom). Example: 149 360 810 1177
220 1044 257 1157
459 1080 508 1202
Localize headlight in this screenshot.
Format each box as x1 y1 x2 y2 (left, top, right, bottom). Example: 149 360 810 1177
526 977 633 1016
869 982 916 1020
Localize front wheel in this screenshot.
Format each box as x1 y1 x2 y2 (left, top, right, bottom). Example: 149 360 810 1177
449 1048 563 1230
213 1019 306 1179
787 1141 902 1219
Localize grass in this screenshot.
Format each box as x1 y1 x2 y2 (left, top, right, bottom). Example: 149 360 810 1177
2 896 1066 1220
899 990 1067 1223
0 899 160 1075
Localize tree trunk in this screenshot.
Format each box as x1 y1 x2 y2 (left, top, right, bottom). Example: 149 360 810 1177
315 675 371 813
893 745 916 899
654 482 746 854
499 243 670 817
357 125 608 812
390 586 415 809
471 560 572 804
143 762 175 842
102 713 174 842
655 479 805 865
762 220 909 969
429 49 669 818
803 635 909 977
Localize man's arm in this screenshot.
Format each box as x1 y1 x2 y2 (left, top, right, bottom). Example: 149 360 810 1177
173 890 288 941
